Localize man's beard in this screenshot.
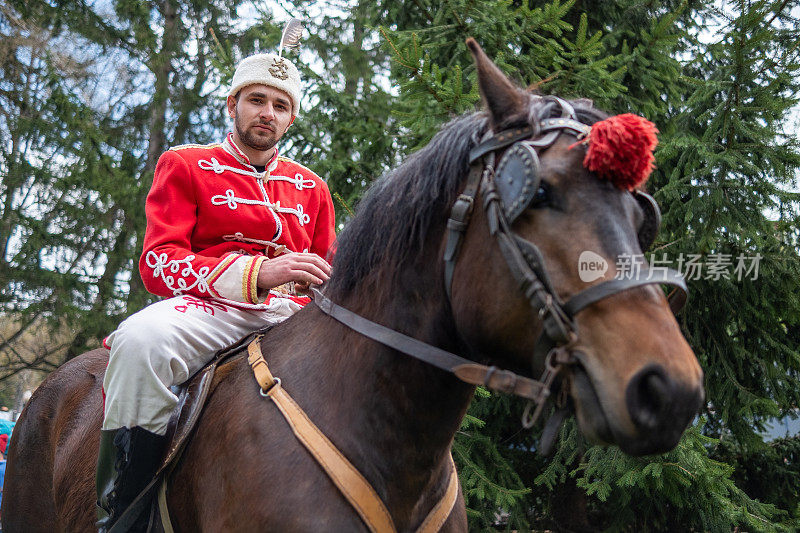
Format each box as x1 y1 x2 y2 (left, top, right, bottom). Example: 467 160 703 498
234 115 279 152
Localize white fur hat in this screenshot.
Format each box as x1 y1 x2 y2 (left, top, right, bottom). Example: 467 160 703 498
228 53 301 115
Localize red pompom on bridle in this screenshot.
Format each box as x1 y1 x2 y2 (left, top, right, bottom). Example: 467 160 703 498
573 113 658 190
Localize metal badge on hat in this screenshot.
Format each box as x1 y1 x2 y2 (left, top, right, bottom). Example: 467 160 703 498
269 58 289 80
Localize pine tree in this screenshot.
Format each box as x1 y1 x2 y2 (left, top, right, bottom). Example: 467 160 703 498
376 0 800 529
1 0 247 364
1 3 133 358
656 0 800 523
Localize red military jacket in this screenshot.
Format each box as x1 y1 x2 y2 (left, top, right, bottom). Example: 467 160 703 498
139 133 336 306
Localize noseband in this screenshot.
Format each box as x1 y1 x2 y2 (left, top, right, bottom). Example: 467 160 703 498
313 97 688 444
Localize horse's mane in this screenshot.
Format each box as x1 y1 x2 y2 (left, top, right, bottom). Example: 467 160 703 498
327 97 608 298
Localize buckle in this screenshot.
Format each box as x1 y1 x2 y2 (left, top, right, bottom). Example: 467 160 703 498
456 194 474 214
538 294 554 319
449 194 475 224
259 377 282 398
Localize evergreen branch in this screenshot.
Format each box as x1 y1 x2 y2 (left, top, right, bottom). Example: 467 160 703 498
208 27 230 68
453 445 530 497
528 71 561 91
752 39 800 84
276 0 302 21
765 0 792 26
448 10 464 31
410 0 435 24
332 191 355 218
444 0 466 32
378 29 453 113
378 27 417 71
663 462 696 479
651 237 687 252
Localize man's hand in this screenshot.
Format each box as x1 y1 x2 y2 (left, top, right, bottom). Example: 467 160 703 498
256 252 332 291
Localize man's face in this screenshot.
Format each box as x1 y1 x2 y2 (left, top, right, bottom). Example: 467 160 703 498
227 84 294 152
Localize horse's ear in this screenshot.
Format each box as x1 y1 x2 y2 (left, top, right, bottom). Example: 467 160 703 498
466 38 525 129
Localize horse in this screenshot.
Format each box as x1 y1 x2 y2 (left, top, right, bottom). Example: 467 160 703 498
2 40 704 532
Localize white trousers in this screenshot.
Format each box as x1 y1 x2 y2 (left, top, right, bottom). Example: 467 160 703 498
102 295 302 435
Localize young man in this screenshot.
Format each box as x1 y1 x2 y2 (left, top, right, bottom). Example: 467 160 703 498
96 52 336 531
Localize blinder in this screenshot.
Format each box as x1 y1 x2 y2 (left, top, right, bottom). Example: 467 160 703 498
634 190 661 251
494 142 542 223
493 136 662 251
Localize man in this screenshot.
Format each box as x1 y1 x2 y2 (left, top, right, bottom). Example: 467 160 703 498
96 51 336 531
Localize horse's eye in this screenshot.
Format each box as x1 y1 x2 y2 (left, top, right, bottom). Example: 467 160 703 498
530 182 550 207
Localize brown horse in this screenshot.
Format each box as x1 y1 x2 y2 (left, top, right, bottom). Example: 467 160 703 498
2 41 703 532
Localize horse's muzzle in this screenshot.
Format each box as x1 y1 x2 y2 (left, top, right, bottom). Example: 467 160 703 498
623 363 705 455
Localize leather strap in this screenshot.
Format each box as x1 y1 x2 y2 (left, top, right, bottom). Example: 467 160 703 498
483 184 576 346
312 290 550 401
468 126 535 163
538 405 569 457
562 268 688 316
452 364 547 400
443 162 484 299
313 290 472 373
248 339 397 533
248 339 461 533
158 478 175 533
538 117 591 138
415 455 460 533
466 117 588 165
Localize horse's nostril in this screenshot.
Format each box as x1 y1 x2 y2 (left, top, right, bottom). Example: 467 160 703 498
626 365 671 431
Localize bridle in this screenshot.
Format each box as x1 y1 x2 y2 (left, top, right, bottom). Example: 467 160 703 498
313 97 688 449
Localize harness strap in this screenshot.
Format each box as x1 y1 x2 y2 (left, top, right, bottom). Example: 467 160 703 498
466 117 588 165
312 289 551 401
562 268 688 316
484 188 576 346
416 460 460 533
468 126 535 163
247 339 397 533
443 162 484 299
538 117 591 138
247 339 460 533
158 478 175 533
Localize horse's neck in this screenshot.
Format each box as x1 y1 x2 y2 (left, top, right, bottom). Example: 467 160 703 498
270 292 474 523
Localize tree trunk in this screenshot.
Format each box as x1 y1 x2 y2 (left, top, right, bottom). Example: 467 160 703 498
126 0 180 310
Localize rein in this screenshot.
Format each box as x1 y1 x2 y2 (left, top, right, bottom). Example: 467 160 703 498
312 289 571 404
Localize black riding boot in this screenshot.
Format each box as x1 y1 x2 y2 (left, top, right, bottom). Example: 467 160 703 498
96 426 166 533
